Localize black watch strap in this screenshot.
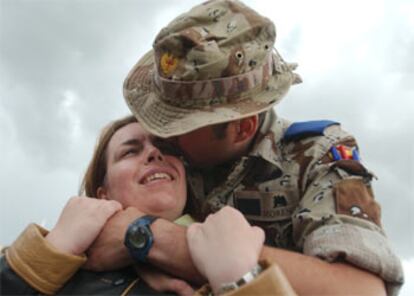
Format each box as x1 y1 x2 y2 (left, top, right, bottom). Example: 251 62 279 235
124 215 158 262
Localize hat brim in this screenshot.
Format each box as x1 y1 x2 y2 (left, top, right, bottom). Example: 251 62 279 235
124 50 294 138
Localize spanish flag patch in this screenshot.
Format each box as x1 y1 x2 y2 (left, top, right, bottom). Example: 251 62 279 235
329 145 360 161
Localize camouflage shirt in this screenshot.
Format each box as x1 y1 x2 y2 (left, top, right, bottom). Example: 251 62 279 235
186 110 403 295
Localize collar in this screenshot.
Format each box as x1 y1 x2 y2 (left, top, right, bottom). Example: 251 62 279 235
174 214 196 226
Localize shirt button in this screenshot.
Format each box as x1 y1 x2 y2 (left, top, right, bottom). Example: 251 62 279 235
113 278 125 286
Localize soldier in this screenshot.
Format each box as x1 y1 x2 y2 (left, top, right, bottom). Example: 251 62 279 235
88 0 404 295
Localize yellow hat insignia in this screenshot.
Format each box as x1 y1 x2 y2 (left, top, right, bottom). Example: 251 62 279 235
160 53 178 75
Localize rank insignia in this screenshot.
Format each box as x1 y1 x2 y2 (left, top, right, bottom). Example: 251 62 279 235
329 145 360 161
160 52 178 75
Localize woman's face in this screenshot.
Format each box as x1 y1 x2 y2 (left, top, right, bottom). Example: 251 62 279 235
98 122 187 221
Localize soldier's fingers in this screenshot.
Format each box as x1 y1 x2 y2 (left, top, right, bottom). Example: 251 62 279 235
97 199 123 220
252 226 265 245
106 200 123 211
165 279 194 296
186 223 203 241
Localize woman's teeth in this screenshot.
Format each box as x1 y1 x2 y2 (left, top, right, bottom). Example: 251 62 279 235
143 172 172 184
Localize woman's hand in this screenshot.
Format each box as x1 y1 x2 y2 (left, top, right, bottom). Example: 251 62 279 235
186 206 264 293
45 196 122 255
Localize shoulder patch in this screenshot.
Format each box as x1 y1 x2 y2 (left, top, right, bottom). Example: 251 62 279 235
284 120 339 141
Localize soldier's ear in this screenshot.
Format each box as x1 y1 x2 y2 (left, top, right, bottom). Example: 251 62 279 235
233 115 258 143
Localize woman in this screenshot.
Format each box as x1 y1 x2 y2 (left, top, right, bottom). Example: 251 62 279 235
0 115 294 295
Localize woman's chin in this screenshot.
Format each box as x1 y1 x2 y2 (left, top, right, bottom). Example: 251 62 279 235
135 199 184 221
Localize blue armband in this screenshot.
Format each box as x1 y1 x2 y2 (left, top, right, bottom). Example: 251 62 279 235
284 120 339 141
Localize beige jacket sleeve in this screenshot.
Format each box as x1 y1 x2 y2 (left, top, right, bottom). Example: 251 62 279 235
5 223 86 295
194 260 296 296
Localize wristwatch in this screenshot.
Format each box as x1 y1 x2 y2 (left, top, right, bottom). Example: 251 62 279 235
124 215 158 263
217 263 263 295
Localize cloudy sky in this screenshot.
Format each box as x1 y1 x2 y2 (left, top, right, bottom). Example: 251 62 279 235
1 0 413 293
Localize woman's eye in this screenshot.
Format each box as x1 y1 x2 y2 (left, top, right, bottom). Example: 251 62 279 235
123 149 137 157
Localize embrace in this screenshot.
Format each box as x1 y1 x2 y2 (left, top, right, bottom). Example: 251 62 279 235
1 0 404 295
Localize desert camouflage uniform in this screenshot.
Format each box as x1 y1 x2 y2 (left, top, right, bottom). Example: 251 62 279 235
186 110 404 295
122 0 404 294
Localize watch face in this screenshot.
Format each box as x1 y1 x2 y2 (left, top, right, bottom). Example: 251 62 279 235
129 226 147 249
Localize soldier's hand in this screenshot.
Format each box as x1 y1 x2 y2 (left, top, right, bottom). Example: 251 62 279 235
187 206 264 293
46 196 122 256
135 265 194 296
83 207 144 271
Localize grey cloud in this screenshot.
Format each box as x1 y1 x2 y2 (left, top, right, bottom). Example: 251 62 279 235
0 0 155 170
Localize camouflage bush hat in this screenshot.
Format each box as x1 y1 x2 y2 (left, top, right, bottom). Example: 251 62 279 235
124 0 301 138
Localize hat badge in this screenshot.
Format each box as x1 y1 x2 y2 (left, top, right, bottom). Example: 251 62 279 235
160 52 178 76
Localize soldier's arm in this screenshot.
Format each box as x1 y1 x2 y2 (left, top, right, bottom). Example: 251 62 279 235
285 122 403 295
145 216 386 295
261 246 385 295
85 207 205 283
147 217 386 294
148 218 204 284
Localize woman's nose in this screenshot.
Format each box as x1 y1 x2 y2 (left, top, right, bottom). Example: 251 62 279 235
145 145 164 164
